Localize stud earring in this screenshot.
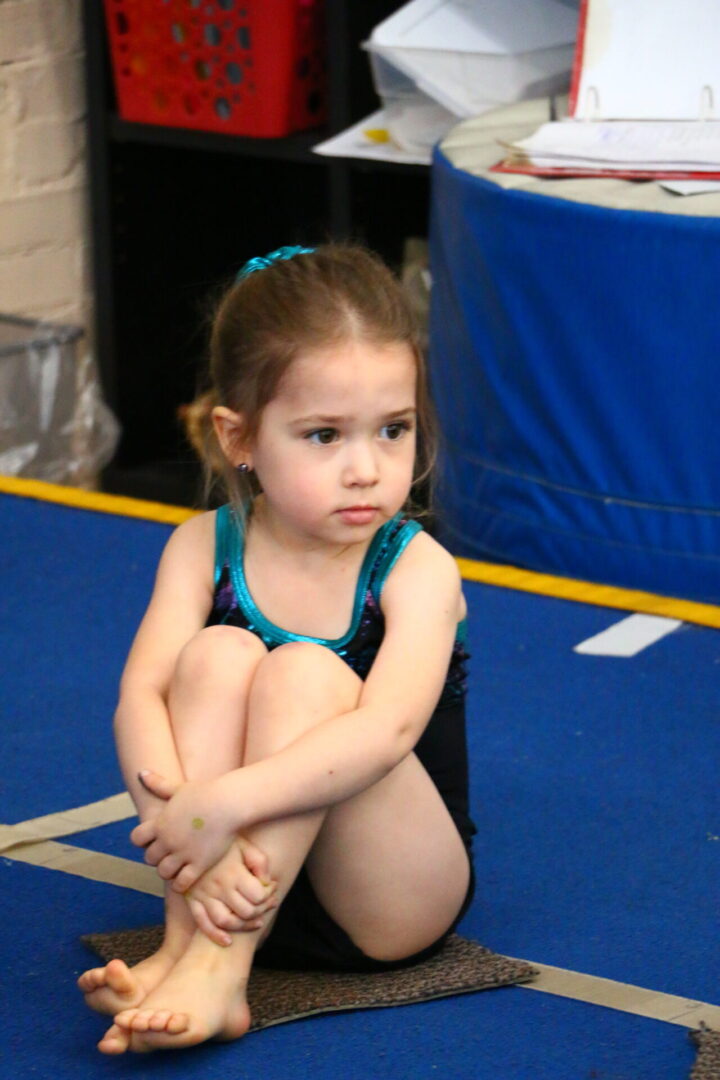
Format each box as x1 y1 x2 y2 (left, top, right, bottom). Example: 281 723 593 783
236 462 250 474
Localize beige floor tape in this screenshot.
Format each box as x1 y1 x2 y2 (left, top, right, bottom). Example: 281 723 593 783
0 792 134 853
4 795 719 1030
5 838 163 896
6 831 720 1032
517 962 720 1029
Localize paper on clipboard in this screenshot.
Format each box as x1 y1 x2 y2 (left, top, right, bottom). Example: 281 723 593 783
498 119 720 175
570 0 720 120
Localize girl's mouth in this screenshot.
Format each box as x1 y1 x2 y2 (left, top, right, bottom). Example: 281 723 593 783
337 506 378 525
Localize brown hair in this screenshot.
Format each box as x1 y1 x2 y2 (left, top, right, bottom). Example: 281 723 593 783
192 243 437 516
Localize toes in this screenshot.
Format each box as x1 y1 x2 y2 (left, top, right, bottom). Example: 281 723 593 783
115 1007 190 1036
167 1012 190 1034
114 1007 141 1029
98 1023 130 1055
105 959 135 995
78 967 103 992
129 1010 152 1033
147 1010 172 1032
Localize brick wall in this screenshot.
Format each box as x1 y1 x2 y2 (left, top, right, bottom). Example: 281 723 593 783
0 1 121 488
0 0 90 328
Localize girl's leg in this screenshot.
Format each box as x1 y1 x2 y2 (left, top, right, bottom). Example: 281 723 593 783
306 752 471 963
81 626 266 1019
104 644 471 1054
101 642 363 1053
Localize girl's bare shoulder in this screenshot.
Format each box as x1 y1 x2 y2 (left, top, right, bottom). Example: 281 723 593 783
163 509 215 558
153 510 217 595
381 527 464 621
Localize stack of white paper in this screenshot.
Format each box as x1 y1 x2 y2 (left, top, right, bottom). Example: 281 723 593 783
502 120 720 177
493 0 720 185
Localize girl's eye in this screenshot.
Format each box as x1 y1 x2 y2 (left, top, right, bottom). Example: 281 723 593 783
381 421 410 441
306 428 337 445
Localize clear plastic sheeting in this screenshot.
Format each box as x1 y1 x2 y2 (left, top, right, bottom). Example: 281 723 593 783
0 315 120 488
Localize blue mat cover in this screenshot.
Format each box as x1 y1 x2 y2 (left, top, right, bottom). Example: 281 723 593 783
429 147 720 603
3 492 717 1079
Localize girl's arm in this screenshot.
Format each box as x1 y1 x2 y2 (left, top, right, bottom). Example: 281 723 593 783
114 512 216 821
134 531 464 890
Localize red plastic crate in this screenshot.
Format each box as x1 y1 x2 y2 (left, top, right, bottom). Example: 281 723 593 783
103 0 326 138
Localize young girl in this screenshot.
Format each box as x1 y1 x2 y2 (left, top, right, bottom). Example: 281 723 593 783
78 244 476 1054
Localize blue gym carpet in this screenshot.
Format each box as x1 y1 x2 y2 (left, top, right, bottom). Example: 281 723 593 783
2 477 718 1079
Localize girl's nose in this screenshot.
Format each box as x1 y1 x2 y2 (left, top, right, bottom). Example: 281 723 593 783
342 441 379 487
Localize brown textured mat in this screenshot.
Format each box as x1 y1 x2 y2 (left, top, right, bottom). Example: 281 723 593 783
81 927 537 1032
690 1026 720 1080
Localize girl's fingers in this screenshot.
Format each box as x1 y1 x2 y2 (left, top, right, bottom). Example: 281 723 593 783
187 899 232 947
226 892 262 920
235 864 274 905
141 839 166 867
204 898 240 930
189 881 279 922
238 837 270 883
173 863 200 893
137 770 179 800
229 890 279 920
188 897 269 942
156 853 185 880
130 821 154 848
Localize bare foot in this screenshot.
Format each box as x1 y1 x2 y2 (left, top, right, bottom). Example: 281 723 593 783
78 950 177 1016
96 1022 131 1055
100 946 252 1053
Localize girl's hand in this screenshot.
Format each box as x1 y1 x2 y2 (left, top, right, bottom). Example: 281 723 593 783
130 770 238 892
185 837 279 946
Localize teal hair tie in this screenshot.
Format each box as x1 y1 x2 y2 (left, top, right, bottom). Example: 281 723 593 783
236 245 315 282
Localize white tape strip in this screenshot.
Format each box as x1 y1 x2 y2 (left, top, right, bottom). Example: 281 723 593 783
0 792 135 853
5 838 163 896
574 614 683 657
5 797 719 1032
517 960 720 1029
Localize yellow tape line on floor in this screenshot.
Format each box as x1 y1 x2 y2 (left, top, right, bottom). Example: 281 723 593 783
4 474 720 627
456 558 720 629
4 473 720 628
0 474 196 525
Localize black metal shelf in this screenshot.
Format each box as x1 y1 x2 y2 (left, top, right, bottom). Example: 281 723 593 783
108 115 428 172
83 0 430 506
108 115 325 164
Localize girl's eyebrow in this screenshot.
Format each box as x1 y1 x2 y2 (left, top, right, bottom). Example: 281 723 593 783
384 407 417 418
293 414 345 426
293 407 417 426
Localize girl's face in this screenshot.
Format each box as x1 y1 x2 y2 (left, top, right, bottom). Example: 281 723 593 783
248 339 417 548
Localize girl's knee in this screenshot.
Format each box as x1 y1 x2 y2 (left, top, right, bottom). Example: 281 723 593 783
173 626 267 691
263 641 359 688
252 642 362 717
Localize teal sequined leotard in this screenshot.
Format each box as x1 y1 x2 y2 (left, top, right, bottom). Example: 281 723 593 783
208 504 468 708
206 504 476 971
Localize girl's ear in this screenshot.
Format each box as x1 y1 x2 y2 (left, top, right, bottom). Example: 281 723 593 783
211 406 252 469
